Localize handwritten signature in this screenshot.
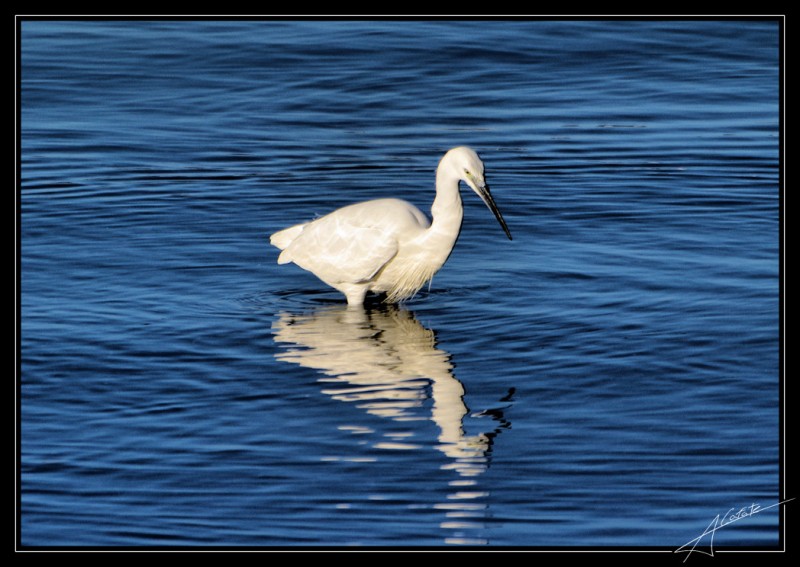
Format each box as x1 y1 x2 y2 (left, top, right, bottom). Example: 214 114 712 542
675 498 794 562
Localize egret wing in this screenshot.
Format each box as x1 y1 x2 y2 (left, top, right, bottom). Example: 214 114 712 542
279 215 399 284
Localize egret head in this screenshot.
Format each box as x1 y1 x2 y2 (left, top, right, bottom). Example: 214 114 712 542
444 147 512 240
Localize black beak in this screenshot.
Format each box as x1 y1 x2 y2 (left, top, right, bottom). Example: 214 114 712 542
477 184 512 240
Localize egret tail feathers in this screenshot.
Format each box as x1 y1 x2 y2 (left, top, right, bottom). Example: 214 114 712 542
270 224 305 251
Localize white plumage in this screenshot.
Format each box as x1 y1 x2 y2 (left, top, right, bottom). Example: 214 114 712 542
270 147 512 305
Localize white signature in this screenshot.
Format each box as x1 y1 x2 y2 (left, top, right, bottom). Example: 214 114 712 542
675 498 794 562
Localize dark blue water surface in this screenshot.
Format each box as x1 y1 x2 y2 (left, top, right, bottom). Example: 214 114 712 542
19 19 781 548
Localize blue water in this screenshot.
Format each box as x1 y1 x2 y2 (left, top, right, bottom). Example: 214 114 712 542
19 19 781 549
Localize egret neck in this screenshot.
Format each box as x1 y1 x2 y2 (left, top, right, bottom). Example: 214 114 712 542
423 163 465 267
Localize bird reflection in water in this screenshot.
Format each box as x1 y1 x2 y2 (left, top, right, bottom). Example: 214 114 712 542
271 304 512 544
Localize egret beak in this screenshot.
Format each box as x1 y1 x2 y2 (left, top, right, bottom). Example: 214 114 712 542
475 182 512 241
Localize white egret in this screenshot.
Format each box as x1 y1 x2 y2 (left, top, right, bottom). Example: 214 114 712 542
270 146 512 305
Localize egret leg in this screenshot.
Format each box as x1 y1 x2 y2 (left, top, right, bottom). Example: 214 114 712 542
341 284 368 306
